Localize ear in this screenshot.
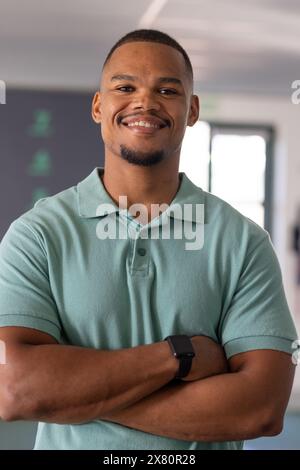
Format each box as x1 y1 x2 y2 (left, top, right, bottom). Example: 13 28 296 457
187 94 200 127
91 91 102 124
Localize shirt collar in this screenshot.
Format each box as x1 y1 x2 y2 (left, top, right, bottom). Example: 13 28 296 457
77 167 205 224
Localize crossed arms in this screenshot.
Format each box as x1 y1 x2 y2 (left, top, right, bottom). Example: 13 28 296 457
0 326 295 442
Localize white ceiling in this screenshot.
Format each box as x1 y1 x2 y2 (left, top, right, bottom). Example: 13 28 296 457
0 0 299 95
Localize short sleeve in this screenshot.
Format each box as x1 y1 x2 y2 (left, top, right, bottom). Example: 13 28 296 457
220 234 298 359
0 218 63 342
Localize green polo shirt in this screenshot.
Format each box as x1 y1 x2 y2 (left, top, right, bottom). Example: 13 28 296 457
0 167 297 450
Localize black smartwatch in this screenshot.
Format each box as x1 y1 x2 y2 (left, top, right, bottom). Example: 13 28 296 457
164 335 195 379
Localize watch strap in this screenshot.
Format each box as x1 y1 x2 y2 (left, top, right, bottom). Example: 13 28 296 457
176 354 193 379
164 335 195 379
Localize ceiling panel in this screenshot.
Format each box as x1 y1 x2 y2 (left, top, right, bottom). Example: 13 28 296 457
0 0 299 95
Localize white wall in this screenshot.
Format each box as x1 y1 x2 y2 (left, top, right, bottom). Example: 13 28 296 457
199 92 300 409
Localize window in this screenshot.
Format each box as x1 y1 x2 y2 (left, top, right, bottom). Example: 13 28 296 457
180 122 274 234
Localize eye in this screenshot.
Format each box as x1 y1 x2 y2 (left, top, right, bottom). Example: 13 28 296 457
116 86 134 92
159 88 178 95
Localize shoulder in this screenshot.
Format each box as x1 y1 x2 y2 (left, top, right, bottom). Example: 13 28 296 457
11 183 79 238
202 189 269 252
24 183 78 223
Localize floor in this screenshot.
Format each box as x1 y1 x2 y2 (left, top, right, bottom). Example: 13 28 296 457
245 413 300 450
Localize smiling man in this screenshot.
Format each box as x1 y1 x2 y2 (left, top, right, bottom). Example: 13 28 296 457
91 32 199 224
0 30 298 451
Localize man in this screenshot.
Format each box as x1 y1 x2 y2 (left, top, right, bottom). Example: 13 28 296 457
0 29 298 450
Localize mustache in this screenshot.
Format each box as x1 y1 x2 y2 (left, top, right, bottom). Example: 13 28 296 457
117 113 170 127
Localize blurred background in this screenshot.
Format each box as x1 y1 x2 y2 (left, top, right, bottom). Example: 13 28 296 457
0 0 300 450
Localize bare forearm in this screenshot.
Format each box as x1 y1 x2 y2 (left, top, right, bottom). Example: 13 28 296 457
2 341 177 423
100 371 281 442
1 333 229 424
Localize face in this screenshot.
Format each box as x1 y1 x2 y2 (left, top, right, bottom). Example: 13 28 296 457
92 41 199 166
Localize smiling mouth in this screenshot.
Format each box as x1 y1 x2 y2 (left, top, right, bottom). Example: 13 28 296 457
125 121 163 128
119 115 169 130
121 122 167 135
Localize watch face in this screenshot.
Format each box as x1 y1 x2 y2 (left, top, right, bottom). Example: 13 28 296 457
168 335 195 357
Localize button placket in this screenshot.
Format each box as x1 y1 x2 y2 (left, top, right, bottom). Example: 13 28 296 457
137 247 147 257
130 227 149 275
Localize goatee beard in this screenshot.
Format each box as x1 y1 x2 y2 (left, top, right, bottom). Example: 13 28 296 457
120 145 164 167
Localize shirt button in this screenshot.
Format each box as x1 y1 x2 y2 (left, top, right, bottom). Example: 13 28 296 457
137 247 147 256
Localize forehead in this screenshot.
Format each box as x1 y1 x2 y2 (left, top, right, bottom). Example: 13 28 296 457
102 41 190 85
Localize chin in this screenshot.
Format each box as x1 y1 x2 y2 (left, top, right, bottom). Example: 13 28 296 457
119 144 165 167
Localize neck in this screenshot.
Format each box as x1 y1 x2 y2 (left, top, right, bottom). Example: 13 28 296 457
101 155 181 223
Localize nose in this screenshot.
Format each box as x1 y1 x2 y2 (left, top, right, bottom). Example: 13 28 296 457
131 88 161 112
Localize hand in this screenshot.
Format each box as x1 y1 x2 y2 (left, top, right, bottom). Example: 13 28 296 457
182 335 228 382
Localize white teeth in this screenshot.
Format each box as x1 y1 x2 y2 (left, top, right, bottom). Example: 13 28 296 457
127 121 159 128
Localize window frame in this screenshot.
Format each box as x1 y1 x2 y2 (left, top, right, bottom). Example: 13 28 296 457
206 121 275 236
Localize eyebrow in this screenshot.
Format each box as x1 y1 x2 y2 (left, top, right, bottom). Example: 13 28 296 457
110 74 183 86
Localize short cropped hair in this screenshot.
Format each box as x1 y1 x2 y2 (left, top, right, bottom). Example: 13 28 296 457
102 29 193 80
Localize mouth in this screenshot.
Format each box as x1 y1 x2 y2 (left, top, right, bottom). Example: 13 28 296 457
119 116 169 135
